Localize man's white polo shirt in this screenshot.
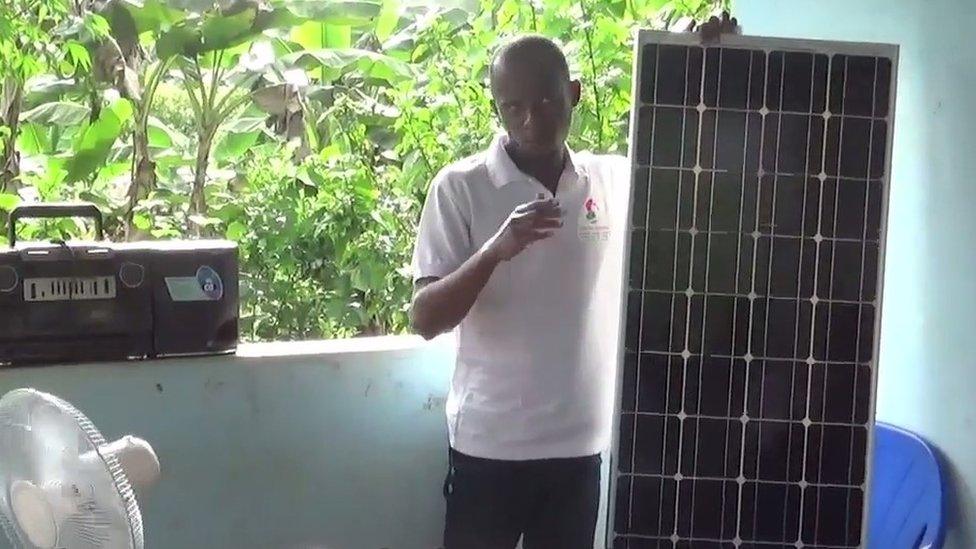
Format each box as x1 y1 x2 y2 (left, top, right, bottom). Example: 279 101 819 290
412 133 629 461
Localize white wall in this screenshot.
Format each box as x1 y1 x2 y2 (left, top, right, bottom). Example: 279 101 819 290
737 1 976 547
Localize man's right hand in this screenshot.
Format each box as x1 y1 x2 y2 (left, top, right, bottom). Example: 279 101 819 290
410 195 563 339
484 197 564 262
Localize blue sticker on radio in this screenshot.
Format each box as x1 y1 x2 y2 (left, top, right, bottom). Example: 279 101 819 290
197 266 223 301
165 266 224 302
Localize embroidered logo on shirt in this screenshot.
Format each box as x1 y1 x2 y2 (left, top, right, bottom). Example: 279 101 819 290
578 195 611 242
584 197 599 224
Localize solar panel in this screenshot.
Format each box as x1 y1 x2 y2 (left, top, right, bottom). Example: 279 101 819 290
611 30 898 549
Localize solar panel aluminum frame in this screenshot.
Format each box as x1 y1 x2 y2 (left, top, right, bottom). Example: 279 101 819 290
608 29 899 548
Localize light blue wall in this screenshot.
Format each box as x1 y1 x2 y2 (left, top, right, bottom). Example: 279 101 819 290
0 339 457 549
738 1 976 547
0 339 612 549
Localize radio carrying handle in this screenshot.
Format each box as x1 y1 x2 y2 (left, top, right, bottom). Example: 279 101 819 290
8 203 105 247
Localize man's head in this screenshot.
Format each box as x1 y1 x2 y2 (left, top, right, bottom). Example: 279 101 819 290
489 35 581 159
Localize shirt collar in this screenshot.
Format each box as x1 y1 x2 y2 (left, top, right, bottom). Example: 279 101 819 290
485 133 584 189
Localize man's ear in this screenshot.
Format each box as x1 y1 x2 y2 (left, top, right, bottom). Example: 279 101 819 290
570 80 582 107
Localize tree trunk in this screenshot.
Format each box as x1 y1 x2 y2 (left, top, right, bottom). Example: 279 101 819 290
124 121 156 240
0 79 23 193
190 131 214 233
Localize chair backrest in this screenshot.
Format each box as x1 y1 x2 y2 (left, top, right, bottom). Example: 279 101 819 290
868 422 945 549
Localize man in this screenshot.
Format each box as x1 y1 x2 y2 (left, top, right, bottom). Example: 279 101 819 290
410 17 738 549
409 34 628 548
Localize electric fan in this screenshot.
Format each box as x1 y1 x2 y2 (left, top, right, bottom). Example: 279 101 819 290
0 388 160 549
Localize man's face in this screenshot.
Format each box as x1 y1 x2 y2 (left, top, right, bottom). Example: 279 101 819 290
491 62 580 158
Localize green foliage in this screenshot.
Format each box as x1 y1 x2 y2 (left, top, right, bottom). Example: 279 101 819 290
223 140 415 340
1 0 732 339
0 0 70 80
0 0 110 196
66 97 133 182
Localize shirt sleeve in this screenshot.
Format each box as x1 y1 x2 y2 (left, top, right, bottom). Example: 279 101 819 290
411 171 472 282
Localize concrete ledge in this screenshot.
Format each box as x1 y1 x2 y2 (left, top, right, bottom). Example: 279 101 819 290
237 333 452 359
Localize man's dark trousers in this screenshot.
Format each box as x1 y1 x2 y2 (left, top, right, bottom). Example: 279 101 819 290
443 448 602 549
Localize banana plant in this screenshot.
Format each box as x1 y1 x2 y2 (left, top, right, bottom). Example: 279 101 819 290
257 0 410 161
154 0 408 221
154 0 299 223
0 0 99 193
99 0 186 238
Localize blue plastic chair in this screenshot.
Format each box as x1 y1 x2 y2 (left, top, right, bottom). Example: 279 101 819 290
868 422 946 549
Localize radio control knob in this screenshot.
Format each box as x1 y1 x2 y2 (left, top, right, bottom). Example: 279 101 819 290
119 262 145 288
0 266 17 293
